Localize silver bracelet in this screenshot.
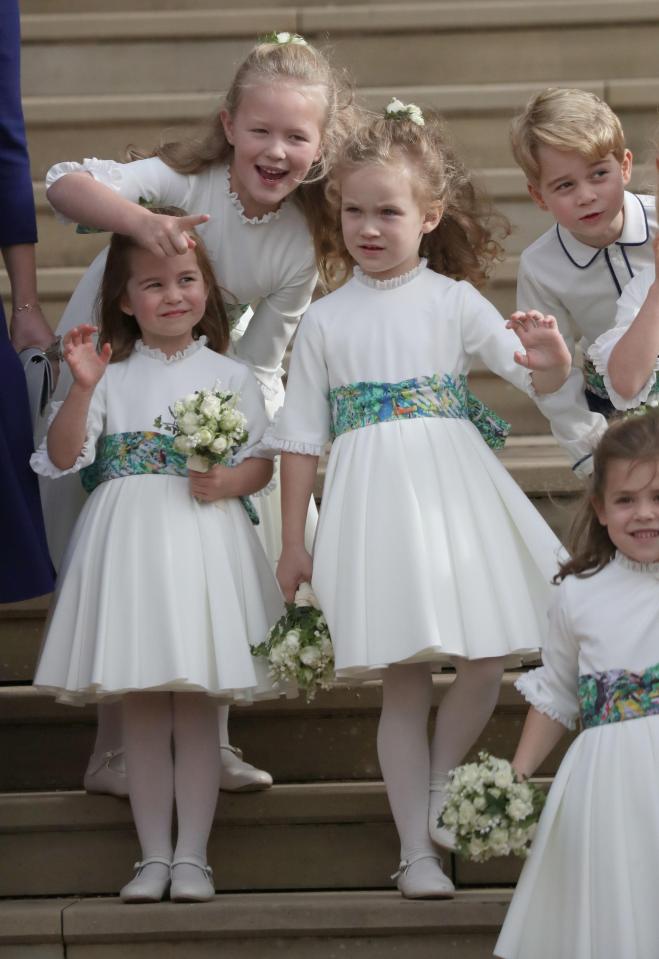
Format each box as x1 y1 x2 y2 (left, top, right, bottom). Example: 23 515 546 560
13 302 39 313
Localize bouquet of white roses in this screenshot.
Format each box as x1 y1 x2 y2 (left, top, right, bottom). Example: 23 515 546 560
252 583 334 702
154 382 248 472
439 751 546 862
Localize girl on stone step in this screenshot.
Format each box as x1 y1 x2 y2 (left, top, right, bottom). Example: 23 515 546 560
270 103 598 900
496 409 659 959
31 216 286 903
41 33 354 798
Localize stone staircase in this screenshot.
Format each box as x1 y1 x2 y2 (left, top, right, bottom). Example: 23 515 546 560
2 0 658 954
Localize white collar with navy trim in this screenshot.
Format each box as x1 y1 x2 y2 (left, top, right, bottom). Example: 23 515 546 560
556 192 649 269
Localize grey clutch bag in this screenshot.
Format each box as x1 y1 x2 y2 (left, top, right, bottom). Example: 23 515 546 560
19 346 56 435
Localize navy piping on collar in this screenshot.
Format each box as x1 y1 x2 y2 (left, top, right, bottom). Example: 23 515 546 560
620 244 634 280
615 193 650 250
603 248 622 296
556 223 600 269
556 193 650 270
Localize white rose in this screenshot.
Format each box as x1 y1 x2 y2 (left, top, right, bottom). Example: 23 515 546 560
284 630 301 652
458 800 476 826
210 435 228 455
300 646 321 667
473 795 486 811
386 97 406 115
270 645 285 665
220 409 243 431
173 434 195 454
294 582 320 609
507 798 533 822
276 31 292 42
468 837 487 860
199 394 222 418
184 392 199 408
440 805 458 827
493 764 514 789
192 428 213 447
179 411 201 435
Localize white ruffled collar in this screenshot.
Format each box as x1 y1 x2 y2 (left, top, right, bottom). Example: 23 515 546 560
134 335 207 363
223 164 284 225
614 550 659 577
353 258 427 290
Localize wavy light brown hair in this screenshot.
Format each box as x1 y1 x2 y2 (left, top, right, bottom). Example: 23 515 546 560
556 409 659 581
131 38 356 287
97 207 231 363
324 108 509 288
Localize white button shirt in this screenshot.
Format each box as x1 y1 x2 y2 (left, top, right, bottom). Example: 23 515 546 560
517 192 657 354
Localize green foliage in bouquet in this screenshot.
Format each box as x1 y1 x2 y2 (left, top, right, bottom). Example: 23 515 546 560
252 583 334 702
439 750 546 862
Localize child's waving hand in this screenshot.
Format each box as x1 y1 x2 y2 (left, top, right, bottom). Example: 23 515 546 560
63 324 112 390
507 310 571 394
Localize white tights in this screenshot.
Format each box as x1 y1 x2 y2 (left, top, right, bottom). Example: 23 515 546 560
378 657 504 863
123 692 220 883
93 701 232 755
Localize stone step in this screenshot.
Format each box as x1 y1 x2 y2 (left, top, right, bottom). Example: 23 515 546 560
0 780 548 897
0 674 575 790
20 78 659 179
0 890 511 958
19 3 659 98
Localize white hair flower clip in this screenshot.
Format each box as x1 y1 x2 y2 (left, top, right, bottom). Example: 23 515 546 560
263 31 308 46
385 97 425 127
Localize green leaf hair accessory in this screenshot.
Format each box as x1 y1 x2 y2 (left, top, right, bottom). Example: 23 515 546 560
385 97 425 127
262 31 308 46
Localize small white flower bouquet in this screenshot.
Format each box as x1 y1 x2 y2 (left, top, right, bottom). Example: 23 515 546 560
154 382 248 472
252 583 334 702
439 751 546 862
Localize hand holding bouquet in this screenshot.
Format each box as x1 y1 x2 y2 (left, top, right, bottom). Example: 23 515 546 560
154 382 248 472
252 583 334 702
439 751 546 862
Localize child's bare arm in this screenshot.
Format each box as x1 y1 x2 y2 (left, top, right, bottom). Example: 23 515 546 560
188 457 273 501
511 706 569 781
277 452 318 601
608 237 659 400
47 325 111 469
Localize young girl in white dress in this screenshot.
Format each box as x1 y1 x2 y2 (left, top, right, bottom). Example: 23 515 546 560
31 217 284 903
495 409 659 959
43 33 354 795
270 102 595 899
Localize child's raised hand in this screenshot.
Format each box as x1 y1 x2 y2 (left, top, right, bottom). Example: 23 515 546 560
134 210 210 257
507 311 571 374
277 545 313 603
63 324 112 390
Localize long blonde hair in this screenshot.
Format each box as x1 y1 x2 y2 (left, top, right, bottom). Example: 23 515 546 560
324 109 509 288
132 39 356 287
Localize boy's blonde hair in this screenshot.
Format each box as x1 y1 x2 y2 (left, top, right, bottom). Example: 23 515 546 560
325 109 508 289
510 88 626 185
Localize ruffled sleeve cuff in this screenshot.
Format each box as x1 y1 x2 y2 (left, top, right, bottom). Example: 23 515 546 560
588 329 659 410
515 669 578 730
45 158 125 223
30 402 97 478
260 426 326 457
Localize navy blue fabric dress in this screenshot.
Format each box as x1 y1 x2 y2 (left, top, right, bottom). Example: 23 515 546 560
0 0 54 602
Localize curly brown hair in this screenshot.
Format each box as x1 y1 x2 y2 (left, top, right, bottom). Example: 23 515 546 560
556 409 659 581
96 207 231 363
323 108 509 289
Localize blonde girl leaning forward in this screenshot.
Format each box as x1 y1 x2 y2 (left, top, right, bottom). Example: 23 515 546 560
42 33 353 795
496 410 659 959
269 102 597 898
31 218 285 902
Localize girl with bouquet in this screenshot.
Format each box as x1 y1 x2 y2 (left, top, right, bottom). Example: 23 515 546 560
270 102 598 898
42 32 355 795
31 215 284 902
496 410 659 959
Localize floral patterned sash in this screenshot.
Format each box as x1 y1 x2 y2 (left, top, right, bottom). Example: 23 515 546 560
578 663 659 729
329 374 511 450
80 431 259 524
583 356 659 402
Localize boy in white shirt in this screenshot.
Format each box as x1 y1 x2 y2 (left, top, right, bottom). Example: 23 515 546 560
511 87 657 417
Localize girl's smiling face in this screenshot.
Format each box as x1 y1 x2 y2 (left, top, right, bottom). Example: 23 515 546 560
593 456 659 564
120 247 208 356
340 162 441 281
221 80 325 220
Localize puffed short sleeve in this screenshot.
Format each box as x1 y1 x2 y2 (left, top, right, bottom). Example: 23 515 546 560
262 308 331 455
588 266 659 410
30 379 106 478
46 156 192 223
515 584 580 729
